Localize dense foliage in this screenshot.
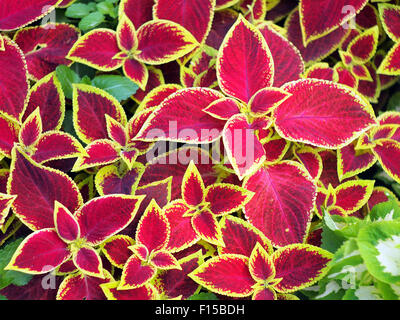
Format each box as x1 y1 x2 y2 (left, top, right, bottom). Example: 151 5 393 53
0 0 400 300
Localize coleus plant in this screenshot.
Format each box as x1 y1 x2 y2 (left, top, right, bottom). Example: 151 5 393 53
1 0 400 301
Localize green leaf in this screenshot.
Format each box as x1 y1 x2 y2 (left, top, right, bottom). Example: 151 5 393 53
369 200 400 222
87 2 97 11
92 75 139 101
0 295 7 300
96 2 114 15
327 239 363 278
313 279 345 300
188 292 219 300
357 220 400 284
321 211 347 253
387 91 400 111
65 3 92 19
80 75 92 85
63 110 79 140
55 65 81 100
0 239 33 290
375 280 400 300
79 12 105 32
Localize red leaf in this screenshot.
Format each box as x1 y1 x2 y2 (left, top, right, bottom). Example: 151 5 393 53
182 161 205 207
305 63 336 82
101 235 134 268
372 139 400 183
164 200 199 253
154 0 215 44
0 0 60 31
136 200 170 253
19 108 42 149
133 177 172 232
0 36 28 122
135 20 199 64
273 79 377 148
379 3 400 42
135 84 181 112
203 97 240 120
136 88 226 143
189 254 255 297
377 42 400 76
239 0 266 22
14 23 80 80
215 0 240 10
337 141 376 180
206 9 237 50
24 72 65 131
249 243 275 282
0 115 19 158
335 63 358 88
6 229 70 274
272 244 332 293
73 247 103 278
252 286 276 300
102 281 158 300
119 255 157 289
95 164 144 196
347 26 379 64
258 22 304 87
333 180 374 214
294 147 323 181
132 67 166 104
72 84 127 144
54 201 80 243
57 271 113 300
191 209 223 246
205 183 253 216
123 59 149 91
0 193 16 228
150 251 181 270
378 112 400 126
217 15 274 103
368 187 399 210
8 148 83 230
119 0 154 30
319 150 341 188
72 140 120 172
219 215 272 257
116 14 137 52
244 162 316 247
67 29 123 71
358 63 380 103
222 114 266 179
299 0 368 45
106 116 129 147
0 275 62 300
249 87 291 115
32 131 85 164
356 4 379 30
75 194 143 246
154 250 202 299
286 10 349 64
139 147 217 200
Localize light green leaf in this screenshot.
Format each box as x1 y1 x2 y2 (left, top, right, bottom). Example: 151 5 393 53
357 220 400 284
79 12 105 32
0 239 33 290
92 75 139 101
369 200 400 222
188 292 218 300
65 3 92 19
55 65 81 100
